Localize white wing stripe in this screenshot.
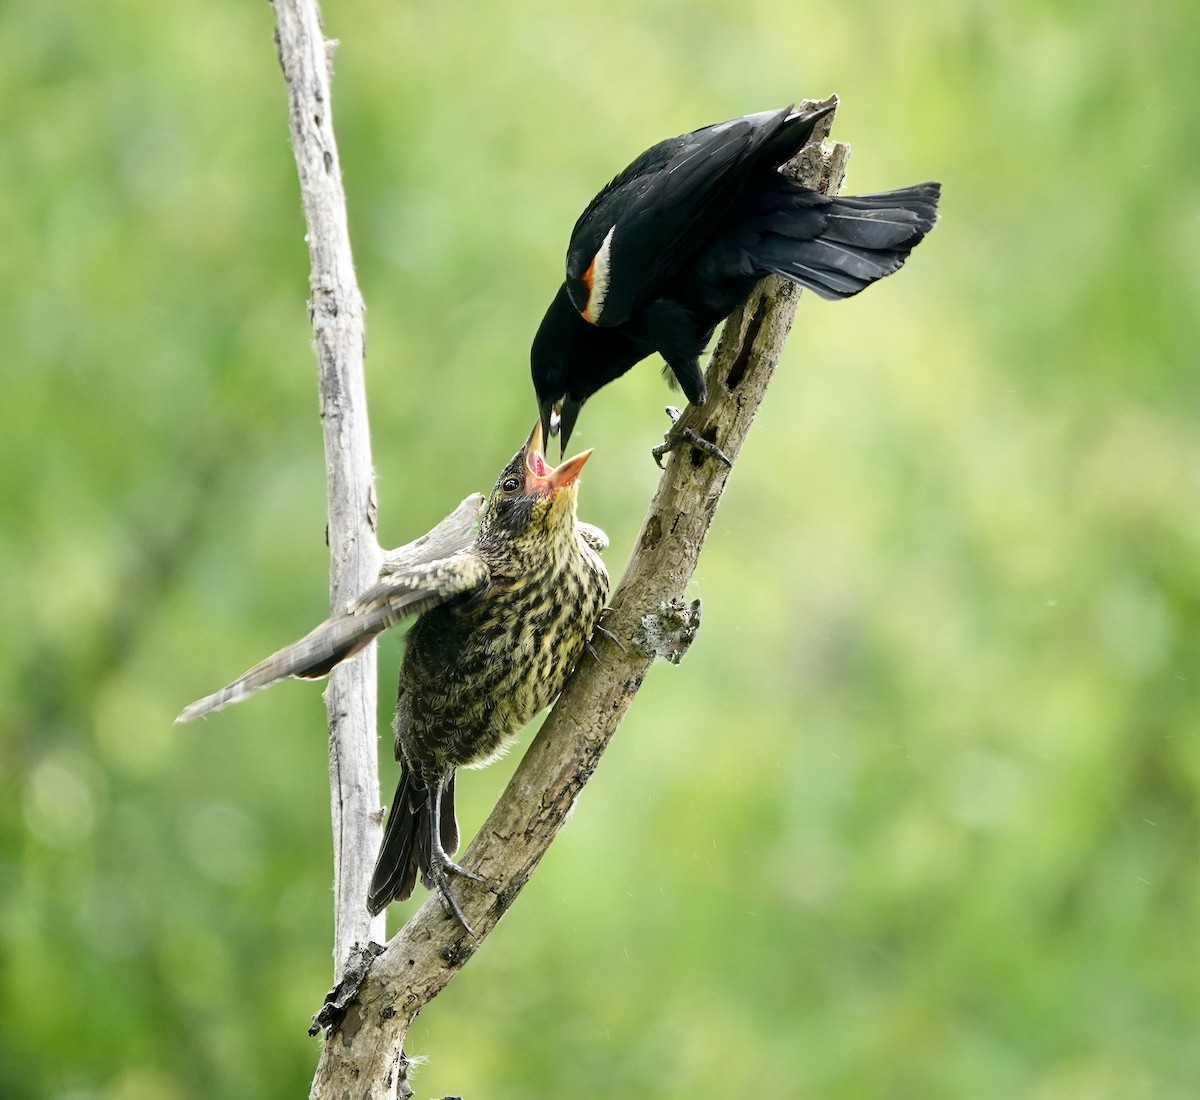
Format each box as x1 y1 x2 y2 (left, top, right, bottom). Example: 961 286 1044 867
588 225 616 322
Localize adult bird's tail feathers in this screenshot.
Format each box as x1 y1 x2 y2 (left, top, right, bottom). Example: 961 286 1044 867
367 768 459 915
752 181 941 300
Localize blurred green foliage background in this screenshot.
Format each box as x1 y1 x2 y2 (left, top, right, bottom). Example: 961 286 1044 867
2 0 1197 1097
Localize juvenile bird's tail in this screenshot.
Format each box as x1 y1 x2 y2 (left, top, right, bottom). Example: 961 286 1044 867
367 767 459 915
751 181 941 300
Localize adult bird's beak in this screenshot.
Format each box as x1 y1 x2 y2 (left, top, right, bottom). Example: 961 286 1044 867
556 397 584 458
524 419 592 495
537 398 558 455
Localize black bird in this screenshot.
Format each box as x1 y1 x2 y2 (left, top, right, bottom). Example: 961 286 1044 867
177 424 610 933
532 104 941 453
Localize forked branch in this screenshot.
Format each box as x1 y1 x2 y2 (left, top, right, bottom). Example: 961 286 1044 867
296 66 849 1091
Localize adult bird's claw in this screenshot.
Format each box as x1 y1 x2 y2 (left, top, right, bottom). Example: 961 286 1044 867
651 406 733 469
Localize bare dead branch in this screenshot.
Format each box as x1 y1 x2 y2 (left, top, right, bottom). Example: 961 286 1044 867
270 0 385 976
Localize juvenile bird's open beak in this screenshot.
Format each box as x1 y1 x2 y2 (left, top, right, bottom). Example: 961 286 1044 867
524 420 593 496
525 418 545 458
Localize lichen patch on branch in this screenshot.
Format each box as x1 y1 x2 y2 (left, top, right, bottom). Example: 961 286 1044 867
632 597 703 665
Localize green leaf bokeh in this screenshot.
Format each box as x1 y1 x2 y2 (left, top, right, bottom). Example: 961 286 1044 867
1 1 1197 1097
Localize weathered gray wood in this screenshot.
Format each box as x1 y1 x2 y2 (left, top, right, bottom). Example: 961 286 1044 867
308 96 849 1099
270 0 386 978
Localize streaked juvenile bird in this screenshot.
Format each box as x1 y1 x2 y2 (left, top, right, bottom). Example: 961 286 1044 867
178 424 609 933
532 104 941 453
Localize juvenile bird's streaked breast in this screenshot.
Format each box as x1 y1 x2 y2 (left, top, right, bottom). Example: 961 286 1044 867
395 514 609 788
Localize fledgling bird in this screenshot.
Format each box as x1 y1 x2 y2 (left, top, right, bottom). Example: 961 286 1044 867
532 104 942 454
177 424 609 933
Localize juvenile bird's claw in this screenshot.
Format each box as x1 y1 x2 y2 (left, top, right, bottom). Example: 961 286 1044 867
585 617 625 664
423 853 484 937
592 616 625 652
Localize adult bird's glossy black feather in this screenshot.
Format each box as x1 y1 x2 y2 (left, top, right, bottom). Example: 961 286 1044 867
532 104 941 454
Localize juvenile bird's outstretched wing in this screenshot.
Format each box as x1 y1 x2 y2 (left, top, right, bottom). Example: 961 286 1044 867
175 552 490 723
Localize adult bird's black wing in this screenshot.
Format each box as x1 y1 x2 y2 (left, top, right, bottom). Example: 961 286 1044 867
564 106 828 327
175 552 490 722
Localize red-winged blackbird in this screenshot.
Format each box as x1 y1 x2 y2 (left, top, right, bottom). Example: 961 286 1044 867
531 104 941 453
177 424 609 933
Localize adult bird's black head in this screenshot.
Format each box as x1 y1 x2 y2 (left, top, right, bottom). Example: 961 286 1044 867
531 103 941 456
532 284 655 458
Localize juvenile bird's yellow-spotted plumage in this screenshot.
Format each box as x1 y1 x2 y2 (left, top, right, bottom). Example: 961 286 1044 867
395 472 607 783
176 425 609 934
374 433 608 928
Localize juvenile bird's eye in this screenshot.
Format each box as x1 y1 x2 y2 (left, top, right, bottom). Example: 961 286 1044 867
502 476 520 493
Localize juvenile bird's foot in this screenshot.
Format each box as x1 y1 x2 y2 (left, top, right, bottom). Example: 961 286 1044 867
651 406 733 469
423 851 484 937
585 621 624 665
593 613 625 652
